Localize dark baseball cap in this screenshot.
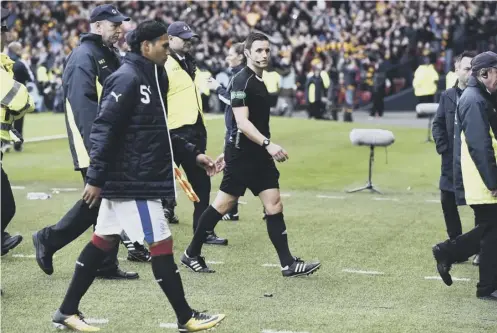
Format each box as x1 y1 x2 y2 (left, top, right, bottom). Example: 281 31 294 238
90 4 130 23
167 21 199 40
471 51 497 73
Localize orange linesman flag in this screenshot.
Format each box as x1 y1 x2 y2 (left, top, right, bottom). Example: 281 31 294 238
174 163 200 202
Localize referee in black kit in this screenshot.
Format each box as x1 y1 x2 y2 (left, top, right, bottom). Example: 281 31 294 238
181 33 321 277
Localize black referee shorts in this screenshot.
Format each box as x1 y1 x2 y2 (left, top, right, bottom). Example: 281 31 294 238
220 144 280 197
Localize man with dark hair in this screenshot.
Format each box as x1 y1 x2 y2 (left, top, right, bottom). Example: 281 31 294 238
51 20 225 332
180 32 321 277
432 51 497 301
163 21 227 245
32 4 147 279
432 51 475 253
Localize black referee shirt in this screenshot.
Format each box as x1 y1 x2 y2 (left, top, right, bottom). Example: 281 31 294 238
229 66 271 154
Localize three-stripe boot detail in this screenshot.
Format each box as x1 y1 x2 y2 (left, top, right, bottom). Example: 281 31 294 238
281 257 321 277
180 252 215 273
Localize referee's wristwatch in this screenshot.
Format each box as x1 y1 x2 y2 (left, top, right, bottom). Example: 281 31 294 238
262 138 270 148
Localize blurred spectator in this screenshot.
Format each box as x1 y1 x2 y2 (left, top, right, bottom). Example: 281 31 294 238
413 56 440 104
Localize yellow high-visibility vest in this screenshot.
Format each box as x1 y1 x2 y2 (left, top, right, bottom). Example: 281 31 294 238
165 56 203 130
1 53 35 142
413 64 439 96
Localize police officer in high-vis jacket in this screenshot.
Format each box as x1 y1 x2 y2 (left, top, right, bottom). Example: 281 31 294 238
163 21 226 245
1 8 35 255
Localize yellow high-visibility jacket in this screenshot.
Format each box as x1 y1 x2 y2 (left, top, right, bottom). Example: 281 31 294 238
1 53 35 142
165 56 203 130
413 64 439 96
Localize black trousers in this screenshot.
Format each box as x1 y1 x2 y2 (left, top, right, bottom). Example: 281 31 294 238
13 116 24 137
418 95 435 104
440 190 462 240
1 167 16 236
307 102 325 119
169 123 211 233
370 89 385 117
442 204 497 296
39 169 118 272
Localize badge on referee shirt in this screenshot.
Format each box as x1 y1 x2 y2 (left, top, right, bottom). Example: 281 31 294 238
231 91 246 100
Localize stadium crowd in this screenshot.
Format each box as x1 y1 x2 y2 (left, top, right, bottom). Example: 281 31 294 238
2 0 497 114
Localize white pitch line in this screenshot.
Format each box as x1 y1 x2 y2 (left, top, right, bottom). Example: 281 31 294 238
24 134 68 143
425 199 440 203
11 186 26 190
424 276 470 282
206 261 224 265
85 318 109 324
238 200 247 205
342 269 385 275
373 197 399 202
51 187 79 192
262 329 309 333
12 253 57 259
262 264 280 267
316 195 345 199
280 193 291 197
12 254 36 258
160 323 178 328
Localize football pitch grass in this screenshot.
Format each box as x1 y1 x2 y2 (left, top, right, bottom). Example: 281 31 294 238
1 113 495 333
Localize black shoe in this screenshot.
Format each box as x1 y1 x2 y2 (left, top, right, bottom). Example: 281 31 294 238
13 142 23 152
281 257 321 277
164 208 179 224
1 233 23 256
221 212 239 221
96 268 139 280
204 233 228 246
432 245 453 286
472 254 480 266
180 252 215 273
32 230 54 275
127 244 152 263
343 111 353 122
477 290 497 301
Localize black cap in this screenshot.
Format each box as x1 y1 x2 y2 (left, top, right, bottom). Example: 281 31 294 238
90 4 130 23
167 21 198 40
471 51 497 74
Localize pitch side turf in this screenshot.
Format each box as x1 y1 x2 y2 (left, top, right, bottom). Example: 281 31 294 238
1 113 495 332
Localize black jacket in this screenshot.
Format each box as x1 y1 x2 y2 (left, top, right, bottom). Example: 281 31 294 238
62 33 121 170
453 76 497 206
86 52 199 199
8 53 32 86
305 74 326 104
432 85 462 191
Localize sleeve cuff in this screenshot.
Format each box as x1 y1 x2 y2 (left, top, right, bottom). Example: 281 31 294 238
85 168 106 187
